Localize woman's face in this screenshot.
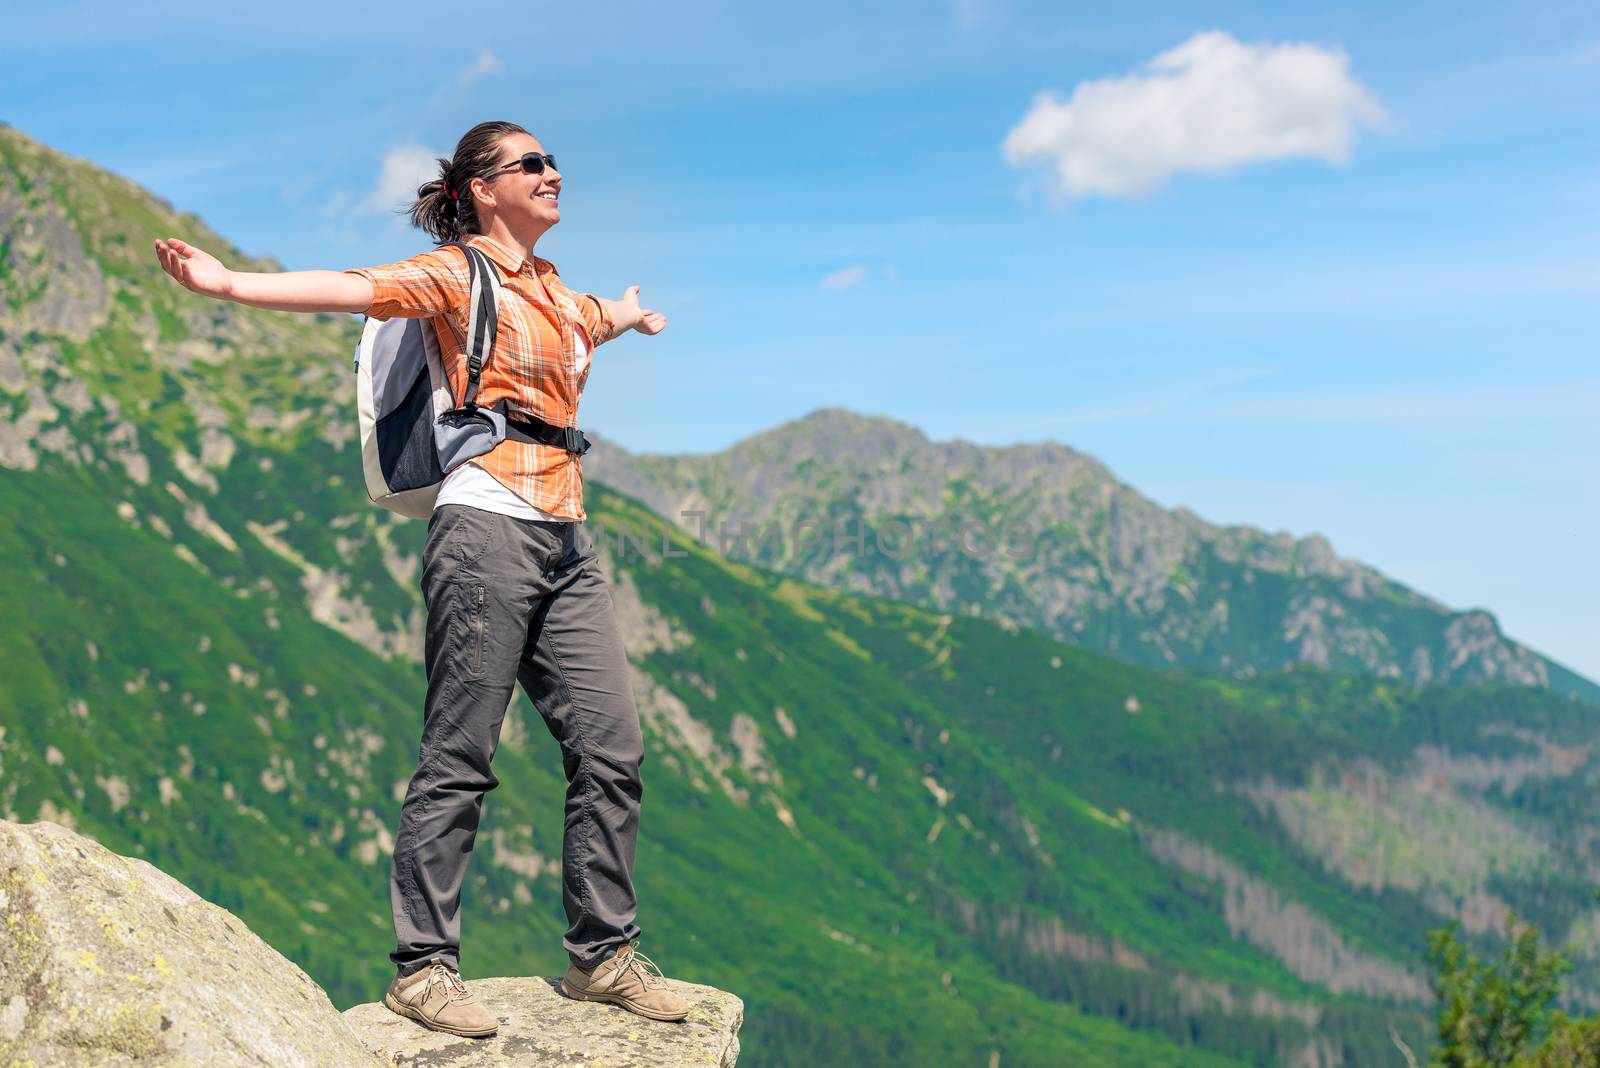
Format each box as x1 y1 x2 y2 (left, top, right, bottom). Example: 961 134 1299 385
477 131 561 239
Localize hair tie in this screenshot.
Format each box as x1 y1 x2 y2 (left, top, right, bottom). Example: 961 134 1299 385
445 184 458 201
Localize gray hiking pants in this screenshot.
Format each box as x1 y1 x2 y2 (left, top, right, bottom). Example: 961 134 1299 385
389 505 644 977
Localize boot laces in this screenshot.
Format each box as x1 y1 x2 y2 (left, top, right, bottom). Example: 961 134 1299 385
619 945 666 989
425 961 474 1003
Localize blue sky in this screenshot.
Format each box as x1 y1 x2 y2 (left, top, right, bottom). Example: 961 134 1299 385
5 1 1597 679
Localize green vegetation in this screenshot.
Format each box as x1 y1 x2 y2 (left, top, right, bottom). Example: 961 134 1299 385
1422 914 1600 1067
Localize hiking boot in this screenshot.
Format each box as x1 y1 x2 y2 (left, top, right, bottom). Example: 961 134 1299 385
383 960 500 1037
561 942 690 1022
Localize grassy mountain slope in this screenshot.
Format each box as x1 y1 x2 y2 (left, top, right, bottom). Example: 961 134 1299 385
0 460 1259 1067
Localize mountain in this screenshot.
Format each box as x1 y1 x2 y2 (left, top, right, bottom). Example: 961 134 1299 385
4 123 1599 1067
583 410 1599 703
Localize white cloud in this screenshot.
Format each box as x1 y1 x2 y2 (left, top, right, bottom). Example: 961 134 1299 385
1003 31 1386 200
366 144 441 213
457 49 503 87
820 265 869 292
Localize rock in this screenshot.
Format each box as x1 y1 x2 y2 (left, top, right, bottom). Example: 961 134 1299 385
0 820 745 1067
343 975 743 1067
0 819 386 1067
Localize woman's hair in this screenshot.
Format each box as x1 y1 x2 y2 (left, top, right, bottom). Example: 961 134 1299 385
410 120 529 242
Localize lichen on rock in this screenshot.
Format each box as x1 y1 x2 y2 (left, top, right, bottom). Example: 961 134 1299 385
0 819 385 1067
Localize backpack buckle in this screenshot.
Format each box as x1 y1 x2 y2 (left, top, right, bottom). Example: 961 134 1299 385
563 425 586 455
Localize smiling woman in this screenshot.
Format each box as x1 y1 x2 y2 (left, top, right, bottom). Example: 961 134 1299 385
152 119 685 1038
407 121 563 244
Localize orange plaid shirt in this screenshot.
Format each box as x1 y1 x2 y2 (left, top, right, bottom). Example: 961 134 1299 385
349 234 614 520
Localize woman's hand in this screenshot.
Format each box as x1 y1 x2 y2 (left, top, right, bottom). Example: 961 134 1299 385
617 285 667 336
634 307 667 335
155 238 235 300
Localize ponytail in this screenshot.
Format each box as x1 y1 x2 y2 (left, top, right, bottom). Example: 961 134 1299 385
409 166 460 243
407 120 530 243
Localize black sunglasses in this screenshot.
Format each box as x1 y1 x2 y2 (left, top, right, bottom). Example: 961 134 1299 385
492 151 558 177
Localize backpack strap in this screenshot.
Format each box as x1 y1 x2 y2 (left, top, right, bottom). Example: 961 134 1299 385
444 241 500 409
491 400 592 456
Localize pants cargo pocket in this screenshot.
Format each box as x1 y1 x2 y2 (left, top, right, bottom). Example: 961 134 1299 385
471 583 487 675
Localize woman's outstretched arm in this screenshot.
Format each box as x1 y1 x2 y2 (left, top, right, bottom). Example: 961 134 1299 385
155 237 374 314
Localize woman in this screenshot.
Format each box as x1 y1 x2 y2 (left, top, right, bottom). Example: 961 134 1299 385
155 120 688 1038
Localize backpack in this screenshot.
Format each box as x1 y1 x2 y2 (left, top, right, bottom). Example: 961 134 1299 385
352 242 509 518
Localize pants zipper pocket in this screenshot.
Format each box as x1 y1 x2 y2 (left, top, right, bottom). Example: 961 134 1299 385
472 584 486 673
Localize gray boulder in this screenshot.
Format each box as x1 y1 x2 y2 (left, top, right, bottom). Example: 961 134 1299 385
0 818 385 1067
0 820 743 1066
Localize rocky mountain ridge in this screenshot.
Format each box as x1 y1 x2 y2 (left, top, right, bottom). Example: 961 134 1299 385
582 408 1596 700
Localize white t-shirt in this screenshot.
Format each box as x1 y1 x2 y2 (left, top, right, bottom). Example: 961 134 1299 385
433 328 592 522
